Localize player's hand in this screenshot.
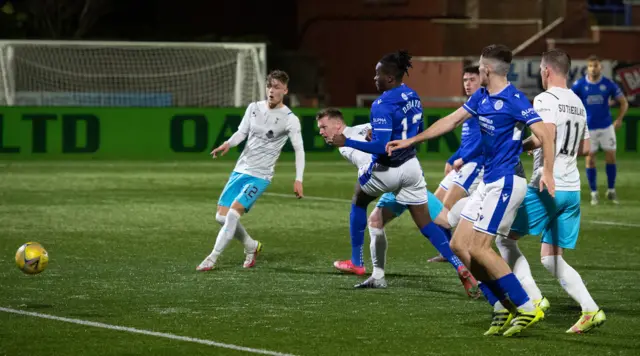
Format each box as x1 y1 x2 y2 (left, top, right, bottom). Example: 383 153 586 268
211 142 230 158
444 162 453 175
328 133 347 147
540 171 556 198
386 138 414 155
293 180 304 199
614 119 623 130
365 129 372 142
453 158 464 172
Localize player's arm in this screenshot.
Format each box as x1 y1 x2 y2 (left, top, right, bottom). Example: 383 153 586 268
520 97 556 196
211 103 252 158
334 109 392 154
387 90 482 154
612 82 628 129
523 95 556 151
578 125 591 156
287 115 305 199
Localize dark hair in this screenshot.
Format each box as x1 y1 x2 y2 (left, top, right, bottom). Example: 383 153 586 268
542 49 571 75
587 55 601 62
481 44 513 64
463 65 480 75
379 50 413 81
315 107 344 121
266 70 289 86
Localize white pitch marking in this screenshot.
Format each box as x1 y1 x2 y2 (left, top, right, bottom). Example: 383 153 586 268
0 307 297 356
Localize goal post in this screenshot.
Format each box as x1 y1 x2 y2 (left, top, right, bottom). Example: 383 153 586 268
0 40 267 107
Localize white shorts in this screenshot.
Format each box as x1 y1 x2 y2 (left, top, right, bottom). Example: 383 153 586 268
460 175 527 237
589 125 616 152
358 157 428 205
438 162 484 195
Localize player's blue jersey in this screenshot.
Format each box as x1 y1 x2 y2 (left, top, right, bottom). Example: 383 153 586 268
370 84 423 167
462 84 541 183
571 76 623 130
449 116 484 165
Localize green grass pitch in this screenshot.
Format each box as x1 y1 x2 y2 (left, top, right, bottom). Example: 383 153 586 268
1 158 640 355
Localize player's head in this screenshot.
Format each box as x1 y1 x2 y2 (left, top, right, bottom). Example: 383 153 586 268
374 50 412 92
587 55 602 78
478 44 512 86
539 49 571 90
266 70 289 108
463 65 481 96
316 108 345 142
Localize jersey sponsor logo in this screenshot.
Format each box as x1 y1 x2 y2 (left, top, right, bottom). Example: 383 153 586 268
521 107 536 118
372 117 388 125
494 100 504 110
478 116 495 134
586 95 605 105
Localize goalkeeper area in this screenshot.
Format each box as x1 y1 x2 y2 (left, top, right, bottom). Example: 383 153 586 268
0 40 266 107
1 159 639 355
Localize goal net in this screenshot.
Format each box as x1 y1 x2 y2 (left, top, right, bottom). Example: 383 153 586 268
0 40 266 107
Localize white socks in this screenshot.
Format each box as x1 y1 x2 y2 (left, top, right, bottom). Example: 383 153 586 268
369 227 387 279
541 255 599 312
212 210 241 256
215 212 257 253
495 236 543 301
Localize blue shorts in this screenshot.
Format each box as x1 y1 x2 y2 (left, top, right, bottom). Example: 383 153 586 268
217 171 270 212
376 190 444 219
510 187 581 249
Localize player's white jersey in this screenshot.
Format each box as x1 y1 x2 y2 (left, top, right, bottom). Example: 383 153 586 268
339 124 372 168
232 100 303 181
530 87 589 191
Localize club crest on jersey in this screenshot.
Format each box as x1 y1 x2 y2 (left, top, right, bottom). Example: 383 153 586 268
401 92 409 100
266 130 274 139
494 100 504 110
600 84 607 92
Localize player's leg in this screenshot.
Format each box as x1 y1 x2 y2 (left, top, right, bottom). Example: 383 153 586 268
498 187 550 310
197 173 269 271
399 158 479 297
426 190 454 262
354 202 397 288
603 125 619 203
214 206 260 267
469 176 543 336
540 191 605 333
334 179 378 275
585 129 600 205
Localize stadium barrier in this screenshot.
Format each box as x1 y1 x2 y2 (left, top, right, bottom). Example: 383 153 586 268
1 107 639 160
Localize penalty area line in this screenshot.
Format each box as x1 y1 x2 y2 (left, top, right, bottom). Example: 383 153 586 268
0 307 298 356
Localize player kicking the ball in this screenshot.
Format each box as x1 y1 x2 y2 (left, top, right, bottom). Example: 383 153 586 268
498 49 606 334
387 44 556 337
196 70 305 271
325 50 476 293
317 108 478 296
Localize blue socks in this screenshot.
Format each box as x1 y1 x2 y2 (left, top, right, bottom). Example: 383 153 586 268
420 222 464 270
495 273 530 308
349 204 367 267
606 164 616 190
586 167 597 192
479 282 500 306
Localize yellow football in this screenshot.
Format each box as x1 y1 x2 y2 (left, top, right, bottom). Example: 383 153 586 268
15 242 49 275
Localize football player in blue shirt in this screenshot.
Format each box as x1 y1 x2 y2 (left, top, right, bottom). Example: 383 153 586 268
387 44 556 337
327 50 476 291
571 55 628 205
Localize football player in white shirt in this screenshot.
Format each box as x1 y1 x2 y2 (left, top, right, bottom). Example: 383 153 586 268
499 49 605 333
316 108 479 297
196 70 305 271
